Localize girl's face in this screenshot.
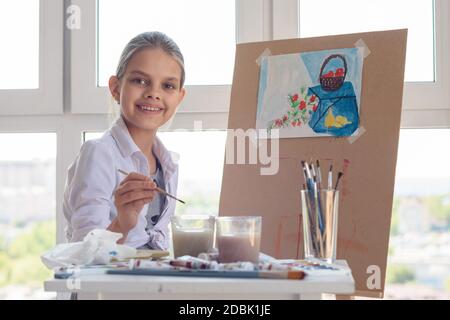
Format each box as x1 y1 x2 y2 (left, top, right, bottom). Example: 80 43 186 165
109 48 185 134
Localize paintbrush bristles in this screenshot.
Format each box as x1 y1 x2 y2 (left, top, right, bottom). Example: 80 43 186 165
300 160 344 190
310 164 316 179
334 172 344 191
301 160 344 191
316 160 321 181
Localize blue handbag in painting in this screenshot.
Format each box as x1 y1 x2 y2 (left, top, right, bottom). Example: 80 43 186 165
308 54 359 137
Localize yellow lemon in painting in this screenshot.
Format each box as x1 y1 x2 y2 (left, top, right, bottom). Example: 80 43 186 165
335 116 351 127
325 109 335 128
325 108 352 128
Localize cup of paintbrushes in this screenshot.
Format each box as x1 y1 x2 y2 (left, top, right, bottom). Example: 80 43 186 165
301 189 339 263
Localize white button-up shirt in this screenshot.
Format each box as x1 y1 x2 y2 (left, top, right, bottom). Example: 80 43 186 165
63 116 179 249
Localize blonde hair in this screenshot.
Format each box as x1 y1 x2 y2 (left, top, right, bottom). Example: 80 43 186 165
116 31 185 87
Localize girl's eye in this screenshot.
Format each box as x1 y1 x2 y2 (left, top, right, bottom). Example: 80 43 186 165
131 78 147 85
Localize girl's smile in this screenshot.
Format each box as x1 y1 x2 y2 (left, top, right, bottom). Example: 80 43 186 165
136 102 164 114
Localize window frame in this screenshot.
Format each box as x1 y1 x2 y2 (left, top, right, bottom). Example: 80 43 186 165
0 0 63 115
69 0 266 115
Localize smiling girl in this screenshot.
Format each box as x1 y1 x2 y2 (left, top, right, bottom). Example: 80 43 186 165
63 32 185 249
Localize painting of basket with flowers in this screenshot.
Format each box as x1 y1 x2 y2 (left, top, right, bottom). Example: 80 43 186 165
256 47 364 138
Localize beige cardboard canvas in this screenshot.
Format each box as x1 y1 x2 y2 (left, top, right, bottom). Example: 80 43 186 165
219 29 407 297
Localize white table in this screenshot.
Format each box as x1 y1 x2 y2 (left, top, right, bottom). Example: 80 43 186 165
44 260 354 300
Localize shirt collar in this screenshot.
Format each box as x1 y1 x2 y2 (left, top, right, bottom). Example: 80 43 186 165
110 115 178 176
110 115 141 158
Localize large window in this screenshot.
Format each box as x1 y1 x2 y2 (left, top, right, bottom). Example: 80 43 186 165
98 0 236 86
72 0 245 114
0 0 62 115
298 0 435 82
0 0 39 89
0 133 56 299
386 129 450 299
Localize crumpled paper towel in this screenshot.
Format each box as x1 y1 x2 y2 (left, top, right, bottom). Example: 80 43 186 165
41 229 137 269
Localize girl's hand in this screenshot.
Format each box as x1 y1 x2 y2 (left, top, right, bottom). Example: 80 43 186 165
113 172 157 235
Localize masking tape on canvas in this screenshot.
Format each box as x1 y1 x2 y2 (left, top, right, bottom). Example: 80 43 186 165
354 38 371 59
347 126 366 144
255 48 272 66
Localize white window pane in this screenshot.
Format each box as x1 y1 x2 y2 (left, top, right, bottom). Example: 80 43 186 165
299 0 434 82
84 132 103 142
98 0 236 86
85 130 226 215
158 131 226 216
0 133 56 300
0 0 39 89
386 129 450 299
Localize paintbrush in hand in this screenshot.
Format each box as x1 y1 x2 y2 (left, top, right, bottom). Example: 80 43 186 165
118 169 186 204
